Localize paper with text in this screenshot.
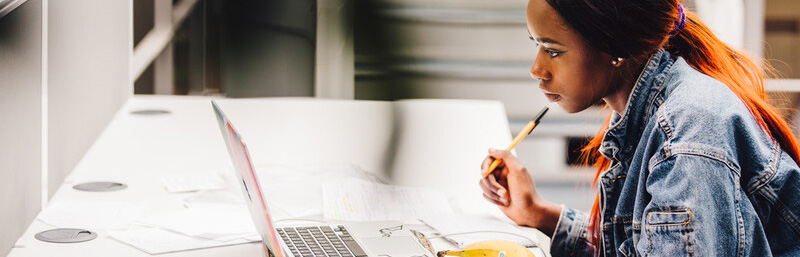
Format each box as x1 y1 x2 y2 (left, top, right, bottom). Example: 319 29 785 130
323 178 453 224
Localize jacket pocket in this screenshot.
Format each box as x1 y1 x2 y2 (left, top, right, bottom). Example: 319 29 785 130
644 209 694 256
618 238 637 257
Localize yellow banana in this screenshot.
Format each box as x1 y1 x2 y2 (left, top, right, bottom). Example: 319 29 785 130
437 240 536 257
437 249 503 257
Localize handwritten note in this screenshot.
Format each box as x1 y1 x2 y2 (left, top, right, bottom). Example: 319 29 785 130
323 178 453 224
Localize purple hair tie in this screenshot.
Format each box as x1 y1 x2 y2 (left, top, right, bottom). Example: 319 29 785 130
669 4 687 37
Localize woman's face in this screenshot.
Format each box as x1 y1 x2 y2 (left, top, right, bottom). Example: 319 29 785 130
526 0 620 113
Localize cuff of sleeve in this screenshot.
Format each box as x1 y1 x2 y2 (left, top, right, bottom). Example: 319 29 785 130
549 206 591 257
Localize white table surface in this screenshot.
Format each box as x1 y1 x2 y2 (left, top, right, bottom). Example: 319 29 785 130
7 95 550 257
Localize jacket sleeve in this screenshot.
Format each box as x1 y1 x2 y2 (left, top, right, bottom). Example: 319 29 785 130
550 206 596 256
636 152 742 256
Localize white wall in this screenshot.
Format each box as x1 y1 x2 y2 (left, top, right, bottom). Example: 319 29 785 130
47 0 131 197
0 1 43 255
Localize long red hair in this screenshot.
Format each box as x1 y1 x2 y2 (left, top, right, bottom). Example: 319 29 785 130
544 0 800 251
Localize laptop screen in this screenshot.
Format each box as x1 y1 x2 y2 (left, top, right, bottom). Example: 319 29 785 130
212 100 285 257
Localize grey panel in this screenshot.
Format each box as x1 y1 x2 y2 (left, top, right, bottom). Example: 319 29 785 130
35 229 97 244
220 0 316 98
0 0 42 256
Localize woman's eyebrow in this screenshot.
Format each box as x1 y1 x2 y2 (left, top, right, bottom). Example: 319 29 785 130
528 35 565 46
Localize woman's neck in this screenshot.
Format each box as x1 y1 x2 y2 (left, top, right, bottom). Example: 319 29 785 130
604 60 647 116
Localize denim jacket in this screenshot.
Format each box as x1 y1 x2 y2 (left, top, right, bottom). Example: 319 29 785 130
550 49 800 256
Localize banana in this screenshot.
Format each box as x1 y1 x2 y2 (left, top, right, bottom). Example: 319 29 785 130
437 240 536 257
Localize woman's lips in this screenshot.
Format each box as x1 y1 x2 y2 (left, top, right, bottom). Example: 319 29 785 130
542 90 561 102
540 83 561 102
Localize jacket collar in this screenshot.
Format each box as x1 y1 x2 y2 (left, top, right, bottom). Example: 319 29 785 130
599 48 675 162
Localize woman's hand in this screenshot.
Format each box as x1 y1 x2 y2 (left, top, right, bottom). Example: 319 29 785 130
479 149 562 236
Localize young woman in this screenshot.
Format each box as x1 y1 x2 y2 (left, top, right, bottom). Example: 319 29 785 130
479 0 800 256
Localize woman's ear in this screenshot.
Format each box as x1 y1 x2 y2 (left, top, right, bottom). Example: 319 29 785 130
611 57 624 67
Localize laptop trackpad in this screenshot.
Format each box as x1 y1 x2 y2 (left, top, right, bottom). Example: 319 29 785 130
360 236 430 256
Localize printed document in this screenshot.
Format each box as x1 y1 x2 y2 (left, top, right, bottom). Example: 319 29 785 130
323 178 453 224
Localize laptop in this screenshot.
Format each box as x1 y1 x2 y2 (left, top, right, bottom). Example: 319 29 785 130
211 100 434 257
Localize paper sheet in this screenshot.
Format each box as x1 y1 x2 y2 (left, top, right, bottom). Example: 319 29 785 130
255 164 384 218
323 178 453 224
38 200 146 229
109 227 259 255
183 187 246 206
421 213 538 248
136 205 257 240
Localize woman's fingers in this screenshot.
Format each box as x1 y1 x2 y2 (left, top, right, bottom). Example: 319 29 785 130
487 174 508 205
480 177 501 199
480 173 501 205
480 177 508 206
488 149 524 174
481 155 493 171
482 192 505 206
480 149 517 207
481 155 504 175
480 172 507 196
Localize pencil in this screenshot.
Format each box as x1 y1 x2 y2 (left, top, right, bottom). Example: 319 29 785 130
482 106 549 178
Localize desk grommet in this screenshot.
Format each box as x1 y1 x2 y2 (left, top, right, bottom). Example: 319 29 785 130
73 181 127 192
130 109 171 115
35 229 97 243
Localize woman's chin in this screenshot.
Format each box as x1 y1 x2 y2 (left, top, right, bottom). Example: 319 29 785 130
555 102 587 114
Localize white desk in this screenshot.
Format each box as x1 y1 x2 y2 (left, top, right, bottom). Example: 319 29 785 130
8 96 550 257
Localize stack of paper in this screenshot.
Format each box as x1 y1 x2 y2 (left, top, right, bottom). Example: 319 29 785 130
109 164 447 254
323 178 454 224
421 213 539 248
110 205 261 254
136 205 257 240
109 227 259 255
110 164 382 255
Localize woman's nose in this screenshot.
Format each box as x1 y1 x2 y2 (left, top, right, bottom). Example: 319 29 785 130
530 56 551 81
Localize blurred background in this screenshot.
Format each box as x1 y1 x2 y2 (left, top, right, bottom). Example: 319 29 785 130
128 0 800 212
1 0 799 255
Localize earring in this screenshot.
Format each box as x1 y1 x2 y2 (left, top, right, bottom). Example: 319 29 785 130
611 57 623 66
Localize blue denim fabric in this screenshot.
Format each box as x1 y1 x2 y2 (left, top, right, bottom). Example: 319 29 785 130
549 49 800 256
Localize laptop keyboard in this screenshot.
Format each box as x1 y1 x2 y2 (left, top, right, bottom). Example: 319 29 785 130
277 225 368 257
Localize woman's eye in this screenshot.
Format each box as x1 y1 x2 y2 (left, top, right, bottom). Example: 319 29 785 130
533 42 563 58
544 49 562 58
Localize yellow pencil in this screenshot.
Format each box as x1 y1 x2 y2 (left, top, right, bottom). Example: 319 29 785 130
482 106 549 178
